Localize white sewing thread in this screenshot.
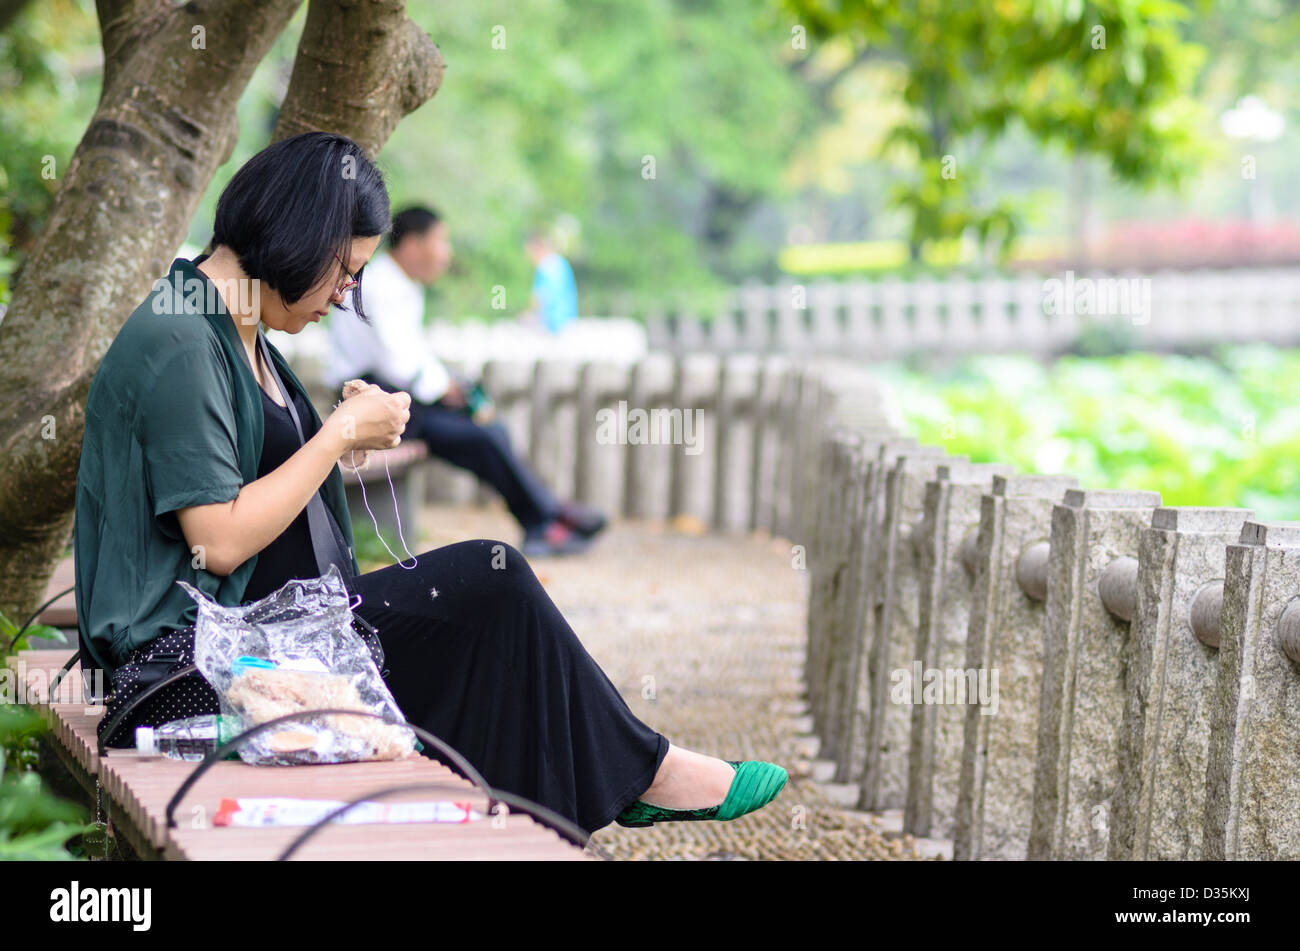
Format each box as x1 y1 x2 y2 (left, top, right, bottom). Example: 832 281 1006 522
341 448 418 570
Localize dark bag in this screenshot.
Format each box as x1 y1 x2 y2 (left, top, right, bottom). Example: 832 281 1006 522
97 625 218 748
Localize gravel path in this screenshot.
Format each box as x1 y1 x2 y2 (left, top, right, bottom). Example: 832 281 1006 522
393 503 936 861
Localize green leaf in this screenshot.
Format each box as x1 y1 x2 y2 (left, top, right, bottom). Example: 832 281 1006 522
0 822 96 861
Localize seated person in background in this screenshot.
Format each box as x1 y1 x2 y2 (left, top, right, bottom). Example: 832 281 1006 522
325 206 605 557
522 228 578 334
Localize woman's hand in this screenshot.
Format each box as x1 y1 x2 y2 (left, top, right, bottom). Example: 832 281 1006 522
330 383 410 450
176 383 407 577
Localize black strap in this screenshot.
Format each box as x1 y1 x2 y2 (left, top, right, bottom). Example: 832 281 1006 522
256 331 356 593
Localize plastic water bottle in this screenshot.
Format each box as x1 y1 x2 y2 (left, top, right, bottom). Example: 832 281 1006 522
135 714 243 761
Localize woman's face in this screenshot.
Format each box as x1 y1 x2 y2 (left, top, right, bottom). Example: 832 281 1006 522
260 234 382 334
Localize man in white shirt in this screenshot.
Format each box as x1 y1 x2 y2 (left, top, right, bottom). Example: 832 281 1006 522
326 206 605 556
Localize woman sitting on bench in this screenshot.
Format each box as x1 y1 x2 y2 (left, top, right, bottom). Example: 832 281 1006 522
73 131 786 836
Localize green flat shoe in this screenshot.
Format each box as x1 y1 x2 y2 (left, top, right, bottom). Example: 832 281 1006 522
614 760 788 828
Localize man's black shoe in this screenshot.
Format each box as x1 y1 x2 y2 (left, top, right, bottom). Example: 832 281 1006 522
557 501 607 538
522 520 591 557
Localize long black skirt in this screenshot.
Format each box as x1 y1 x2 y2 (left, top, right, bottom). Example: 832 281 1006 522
98 538 669 836
352 538 668 833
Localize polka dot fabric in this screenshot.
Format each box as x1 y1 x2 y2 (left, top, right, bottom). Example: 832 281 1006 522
97 625 220 749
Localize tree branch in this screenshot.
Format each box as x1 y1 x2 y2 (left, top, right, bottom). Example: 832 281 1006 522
791 44 882 115
272 0 444 158
94 0 170 87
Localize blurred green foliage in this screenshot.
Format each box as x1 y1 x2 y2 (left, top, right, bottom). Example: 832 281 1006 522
183 0 819 320
0 0 101 304
3 0 1299 315
0 706 95 861
352 522 423 574
876 344 1300 519
0 605 95 861
782 0 1208 262
0 608 67 655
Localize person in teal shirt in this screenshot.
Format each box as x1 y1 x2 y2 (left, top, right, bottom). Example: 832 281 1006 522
525 230 578 333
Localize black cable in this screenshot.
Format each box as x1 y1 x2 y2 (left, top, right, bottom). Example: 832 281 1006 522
47 652 79 698
275 781 609 860
163 708 493 830
96 664 201 755
6 583 75 653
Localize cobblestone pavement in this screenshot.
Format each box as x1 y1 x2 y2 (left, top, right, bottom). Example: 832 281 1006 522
396 503 937 861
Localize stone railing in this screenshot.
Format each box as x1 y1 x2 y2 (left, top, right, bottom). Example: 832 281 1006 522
596 269 1300 356
796 364 1300 860
290 345 858 536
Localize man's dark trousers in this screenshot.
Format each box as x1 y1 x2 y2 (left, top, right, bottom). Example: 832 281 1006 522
357 372 559 532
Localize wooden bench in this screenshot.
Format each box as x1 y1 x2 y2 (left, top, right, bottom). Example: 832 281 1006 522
32 555 77 632
23 557 588 860
7 650 590 860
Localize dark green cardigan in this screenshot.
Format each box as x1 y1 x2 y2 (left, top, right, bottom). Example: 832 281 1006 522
73 256 358 672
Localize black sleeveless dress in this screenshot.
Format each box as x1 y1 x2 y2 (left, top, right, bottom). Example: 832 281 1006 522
100 382 671 835
240 385 352 602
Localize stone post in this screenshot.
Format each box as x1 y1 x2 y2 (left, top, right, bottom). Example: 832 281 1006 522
787 363 827 544
621 354 675 520
825 437 931 780
904 460 1015 839
953 474 1078 861
1027 488 1162 860
857 449 963 810
712 355 761 533
1110 507 1252 860
748 356 790 533
1204 521 1300 860
575 361 631 515
805 431 863 742
667 354 720 524
812 430 898 770
769 362 806 539
528 360 580 501
481 359 535 461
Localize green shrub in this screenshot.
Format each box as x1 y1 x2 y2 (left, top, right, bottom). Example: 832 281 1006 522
0 706 95 861
877 345 1300 520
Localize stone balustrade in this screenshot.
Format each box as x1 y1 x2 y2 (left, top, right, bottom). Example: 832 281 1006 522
800 363 1299 860
611 269 1300 357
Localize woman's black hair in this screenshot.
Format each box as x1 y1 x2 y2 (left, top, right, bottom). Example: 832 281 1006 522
211 131 390 325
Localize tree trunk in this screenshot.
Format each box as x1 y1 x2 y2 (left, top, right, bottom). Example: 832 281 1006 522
0 0 442 634
0 0 34 33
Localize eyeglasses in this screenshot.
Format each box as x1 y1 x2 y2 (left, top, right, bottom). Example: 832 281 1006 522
333 252 360 297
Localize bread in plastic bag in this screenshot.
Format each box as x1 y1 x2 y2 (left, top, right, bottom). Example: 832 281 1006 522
175 564 416 765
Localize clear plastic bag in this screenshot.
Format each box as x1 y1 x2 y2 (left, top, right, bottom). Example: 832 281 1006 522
176 564 416 766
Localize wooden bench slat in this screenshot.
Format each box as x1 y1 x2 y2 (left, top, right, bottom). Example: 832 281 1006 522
15 645 588 858
36 556 78 629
